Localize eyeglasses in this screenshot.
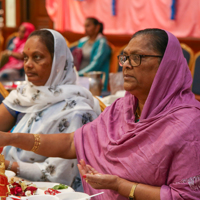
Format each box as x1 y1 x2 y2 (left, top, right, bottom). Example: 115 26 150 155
117 54 163 67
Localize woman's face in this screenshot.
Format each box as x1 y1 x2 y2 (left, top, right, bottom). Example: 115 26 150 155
84 19 99 37
23 36 53 86
18 25 26 40
122 35 161 100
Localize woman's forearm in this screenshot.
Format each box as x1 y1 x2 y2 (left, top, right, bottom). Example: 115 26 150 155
116 177 161 200
9 51 24 60
0 132 76 159
39 132 76 159
0 103 16 132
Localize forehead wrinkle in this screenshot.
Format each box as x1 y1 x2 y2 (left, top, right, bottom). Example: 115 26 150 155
23 49 44 55
124 35 157 56
123 48 146 55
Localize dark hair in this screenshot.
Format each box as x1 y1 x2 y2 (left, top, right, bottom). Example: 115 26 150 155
86 17 104 34
28 30 54 58
132 28 168 56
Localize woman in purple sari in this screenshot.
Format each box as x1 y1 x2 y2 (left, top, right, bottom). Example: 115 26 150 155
1 28 200 200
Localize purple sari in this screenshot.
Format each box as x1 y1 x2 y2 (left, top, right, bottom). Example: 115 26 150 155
74 30 200 200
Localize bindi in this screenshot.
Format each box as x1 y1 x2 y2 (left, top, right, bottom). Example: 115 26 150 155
28 48 30 50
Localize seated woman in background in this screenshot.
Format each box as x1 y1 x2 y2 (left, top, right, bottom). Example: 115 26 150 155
1 28 200 199
75 17 111 91
0 22 35 81
0 29 100 191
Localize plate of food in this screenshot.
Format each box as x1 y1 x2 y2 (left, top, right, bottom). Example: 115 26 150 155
8 178 74 199
33 182 74 194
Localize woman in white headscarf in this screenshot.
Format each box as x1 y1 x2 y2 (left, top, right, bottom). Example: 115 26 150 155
0 29 100 191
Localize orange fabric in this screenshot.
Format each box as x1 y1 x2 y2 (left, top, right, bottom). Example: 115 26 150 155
46 0 200 37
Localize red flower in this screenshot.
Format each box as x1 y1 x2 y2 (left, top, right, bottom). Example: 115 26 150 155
10 187 23 196
12 182 21 187
9 181 38 197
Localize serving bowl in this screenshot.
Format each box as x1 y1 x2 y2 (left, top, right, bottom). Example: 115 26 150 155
56 192 90 200
5 170 16 178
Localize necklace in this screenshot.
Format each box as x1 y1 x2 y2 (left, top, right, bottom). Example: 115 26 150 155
135 105 140 122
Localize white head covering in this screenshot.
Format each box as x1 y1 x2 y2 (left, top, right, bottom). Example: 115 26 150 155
3 29 101 134
44 29 76 86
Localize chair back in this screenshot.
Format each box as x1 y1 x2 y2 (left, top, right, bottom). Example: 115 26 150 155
108 44 126 93
0 82 9 104
0 31 4 52
180 43 194 71
63 36 70 46
69 41 79 52
5 32 18 50
109 44 127 73
191 51 200 96
94 96 106 112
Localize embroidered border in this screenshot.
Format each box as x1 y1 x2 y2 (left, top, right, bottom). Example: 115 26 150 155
173 175 200 191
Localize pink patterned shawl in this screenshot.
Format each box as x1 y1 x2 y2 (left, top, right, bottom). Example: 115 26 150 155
1 22 35 71
74 31 200 200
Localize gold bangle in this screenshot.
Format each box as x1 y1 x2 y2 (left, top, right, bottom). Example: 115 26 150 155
129 183 138 200
31 134 41 153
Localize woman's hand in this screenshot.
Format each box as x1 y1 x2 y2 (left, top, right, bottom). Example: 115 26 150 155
5 160 10 169
5 160 19 174
1 50 23 60
78 159 119 191
78 159 161 200
4 50 12 56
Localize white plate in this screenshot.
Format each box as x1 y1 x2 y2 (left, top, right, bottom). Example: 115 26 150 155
33 182 75 195
5 170 16 178
8 182 74 199
56 192 90 200
8 195 59 200
27 195 59 200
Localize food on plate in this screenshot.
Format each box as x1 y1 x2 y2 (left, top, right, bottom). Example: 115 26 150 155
52 184 68 190
44 188 61 195
9 178 37 196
